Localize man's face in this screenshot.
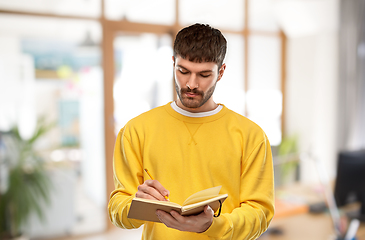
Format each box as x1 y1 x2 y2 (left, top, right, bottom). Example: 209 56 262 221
173 56 226 112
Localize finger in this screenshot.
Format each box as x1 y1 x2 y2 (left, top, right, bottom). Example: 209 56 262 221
145 180 170 200
137 182 167 201
156 210 180 229
155 210 165 222
204 205 214 217
170 210 186 223
135 191 162 200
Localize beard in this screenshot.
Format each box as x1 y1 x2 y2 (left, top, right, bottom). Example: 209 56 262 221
175 81 217 109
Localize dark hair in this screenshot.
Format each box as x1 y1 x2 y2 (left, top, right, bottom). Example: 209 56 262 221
173 23 227 67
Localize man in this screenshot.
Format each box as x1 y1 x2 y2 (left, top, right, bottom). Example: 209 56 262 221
108 23 274 240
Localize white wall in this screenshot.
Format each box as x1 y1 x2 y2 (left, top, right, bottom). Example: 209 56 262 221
286 33 339 183
282 0 340 183
79 67 106 209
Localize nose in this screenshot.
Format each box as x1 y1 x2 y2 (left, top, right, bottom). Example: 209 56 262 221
186 74 199 89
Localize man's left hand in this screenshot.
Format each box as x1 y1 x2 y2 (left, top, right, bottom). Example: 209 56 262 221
156 205 214 233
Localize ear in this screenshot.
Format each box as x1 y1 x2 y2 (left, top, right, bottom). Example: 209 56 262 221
172 56 175 66
217 63 226 82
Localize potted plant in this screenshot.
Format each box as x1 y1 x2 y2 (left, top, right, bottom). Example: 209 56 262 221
274 134 300 186
0 118 53 239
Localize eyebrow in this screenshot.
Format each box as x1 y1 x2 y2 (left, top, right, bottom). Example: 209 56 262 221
176 64 213 74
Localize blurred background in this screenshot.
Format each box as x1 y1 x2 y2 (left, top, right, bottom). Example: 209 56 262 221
0 0 364 239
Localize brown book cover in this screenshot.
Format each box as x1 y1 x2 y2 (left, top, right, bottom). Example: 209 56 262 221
127 186 228 223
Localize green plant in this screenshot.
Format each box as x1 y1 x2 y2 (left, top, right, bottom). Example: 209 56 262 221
0 118 54 239
277 134 299 183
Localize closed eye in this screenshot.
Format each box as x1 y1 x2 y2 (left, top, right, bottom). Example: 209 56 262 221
179 70 189 74
201 74 211 78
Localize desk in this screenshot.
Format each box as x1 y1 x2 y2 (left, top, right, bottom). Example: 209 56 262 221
258 183 365 240
259 212 365 240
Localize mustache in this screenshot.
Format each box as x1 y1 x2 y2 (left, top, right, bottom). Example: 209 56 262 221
181 88 204 96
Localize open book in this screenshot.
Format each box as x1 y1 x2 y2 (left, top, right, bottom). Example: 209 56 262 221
127 186 228 223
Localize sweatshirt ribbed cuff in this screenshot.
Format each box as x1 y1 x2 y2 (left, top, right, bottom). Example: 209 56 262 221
201 215 232 239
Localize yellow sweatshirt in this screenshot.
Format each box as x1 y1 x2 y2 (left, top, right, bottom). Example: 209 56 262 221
108 102 274 240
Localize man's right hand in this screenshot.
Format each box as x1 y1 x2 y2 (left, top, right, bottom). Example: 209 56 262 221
136 180 170 201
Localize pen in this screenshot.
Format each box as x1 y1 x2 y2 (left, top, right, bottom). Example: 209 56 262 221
144 168 169 200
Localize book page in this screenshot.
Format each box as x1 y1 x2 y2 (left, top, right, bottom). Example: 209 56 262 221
182 194 228 211
134 197 182 208
182 186 222 206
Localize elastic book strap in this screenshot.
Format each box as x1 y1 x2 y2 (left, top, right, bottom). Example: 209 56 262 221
214 200 222 217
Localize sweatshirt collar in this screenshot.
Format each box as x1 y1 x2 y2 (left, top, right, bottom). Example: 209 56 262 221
170 101 223 118
164 102 228 123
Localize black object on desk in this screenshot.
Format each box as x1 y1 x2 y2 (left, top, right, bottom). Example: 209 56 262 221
309 201 328 214
334 150 365 222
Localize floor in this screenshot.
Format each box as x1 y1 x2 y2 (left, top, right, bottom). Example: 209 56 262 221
52 227 143 240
